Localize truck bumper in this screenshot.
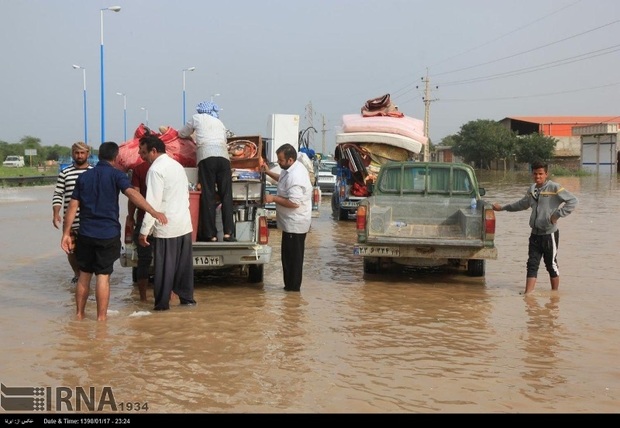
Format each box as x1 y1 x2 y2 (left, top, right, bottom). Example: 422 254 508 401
192 242 272 269
353 244 497 260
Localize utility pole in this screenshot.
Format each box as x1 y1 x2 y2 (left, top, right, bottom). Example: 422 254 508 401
418 69 438 162
321 114 328 155
305 101 315 149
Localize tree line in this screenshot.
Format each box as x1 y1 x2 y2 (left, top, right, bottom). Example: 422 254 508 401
440 119 556 169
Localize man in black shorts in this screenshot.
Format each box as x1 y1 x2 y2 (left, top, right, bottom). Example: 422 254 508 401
61 142 167 321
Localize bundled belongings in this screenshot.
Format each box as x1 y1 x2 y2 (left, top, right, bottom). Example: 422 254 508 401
117 123 197 172
361 93 404 118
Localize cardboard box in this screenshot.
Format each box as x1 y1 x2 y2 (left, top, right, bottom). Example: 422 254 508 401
232 180 262 201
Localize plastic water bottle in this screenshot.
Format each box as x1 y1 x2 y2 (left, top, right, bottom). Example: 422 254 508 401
470 197 477 213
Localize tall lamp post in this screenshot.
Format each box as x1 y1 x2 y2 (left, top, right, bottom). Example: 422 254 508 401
140 107 149 127
210 93 220 103
72 64 88 144
182 66 196 124
100 5 121 143
116 92 127 142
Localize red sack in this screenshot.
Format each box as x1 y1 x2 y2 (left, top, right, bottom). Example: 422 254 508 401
117 124 197 172
351 182 369 197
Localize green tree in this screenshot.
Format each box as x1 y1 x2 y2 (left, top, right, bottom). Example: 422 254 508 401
440 134 458 147
451 120 517 169
514 133 557 164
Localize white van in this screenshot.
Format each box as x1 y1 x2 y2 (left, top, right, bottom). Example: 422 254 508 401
3 156 25 167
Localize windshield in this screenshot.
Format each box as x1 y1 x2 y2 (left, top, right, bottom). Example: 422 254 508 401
319 161 336 172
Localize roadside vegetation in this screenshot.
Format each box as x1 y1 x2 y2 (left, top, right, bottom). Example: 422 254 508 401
0 136 84 169
442 120 560 169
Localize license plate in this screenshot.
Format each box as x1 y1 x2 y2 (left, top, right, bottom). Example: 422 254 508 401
194 256 222 266
341 201 359 208
353 246 400 256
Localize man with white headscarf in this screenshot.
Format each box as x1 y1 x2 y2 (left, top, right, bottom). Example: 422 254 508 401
179 101 235 242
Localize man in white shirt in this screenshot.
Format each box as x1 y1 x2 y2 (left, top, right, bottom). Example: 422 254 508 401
263 143 312 291
178 101 235 242
138 135 196 310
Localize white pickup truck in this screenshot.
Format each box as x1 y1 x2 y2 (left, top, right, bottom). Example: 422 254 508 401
122 136 272 284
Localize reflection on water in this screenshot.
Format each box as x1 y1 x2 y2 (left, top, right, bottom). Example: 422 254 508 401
0 175 619 413
522 295 565 395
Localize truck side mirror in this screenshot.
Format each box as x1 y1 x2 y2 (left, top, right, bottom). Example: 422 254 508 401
478 187 486 196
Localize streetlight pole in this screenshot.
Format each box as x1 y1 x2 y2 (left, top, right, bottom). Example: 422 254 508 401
116 92 127 142
140 107 149 127
182 66 196 124
72 64 88 144
210 93 220 103
100 5 121 143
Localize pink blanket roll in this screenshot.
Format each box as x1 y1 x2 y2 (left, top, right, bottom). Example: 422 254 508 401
341 114 428 145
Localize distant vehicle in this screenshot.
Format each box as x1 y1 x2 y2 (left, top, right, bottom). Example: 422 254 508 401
315 160 337 194
264 183 278 227
3 155 25 168
57 154 99 173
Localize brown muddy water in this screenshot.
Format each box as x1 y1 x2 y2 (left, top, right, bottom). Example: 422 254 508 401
0 171 618 414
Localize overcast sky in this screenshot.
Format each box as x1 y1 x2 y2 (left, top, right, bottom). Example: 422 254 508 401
1 0 618 154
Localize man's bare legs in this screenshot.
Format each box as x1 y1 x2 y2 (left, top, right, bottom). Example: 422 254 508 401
524 277 537 294
525 276 560 294
68 253 80 279
550 276 560 291
75 272 110 321
137 278 148 302
95 274 111 321
75 271 93 320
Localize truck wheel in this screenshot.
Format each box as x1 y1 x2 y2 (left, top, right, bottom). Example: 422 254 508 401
248 264 264 283
363 258 380 274
467 259 485 277
331 193 339 218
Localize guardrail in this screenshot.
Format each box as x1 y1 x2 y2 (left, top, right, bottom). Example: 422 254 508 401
0 176 57 187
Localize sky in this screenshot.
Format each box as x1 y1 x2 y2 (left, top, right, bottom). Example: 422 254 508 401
1 0 619 155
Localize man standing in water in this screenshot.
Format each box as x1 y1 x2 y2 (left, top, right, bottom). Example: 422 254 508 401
262 143 313 292
61 142 167 321
493 161 578 295
52 141 93 283
138 135 196 311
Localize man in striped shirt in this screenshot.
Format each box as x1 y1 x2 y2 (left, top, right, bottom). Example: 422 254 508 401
52 142 93 283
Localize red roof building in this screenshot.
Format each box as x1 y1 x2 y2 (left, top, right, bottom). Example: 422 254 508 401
500 116 620 156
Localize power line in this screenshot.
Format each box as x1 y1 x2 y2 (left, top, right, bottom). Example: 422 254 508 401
438 44 620 86
433 19 620 77
428 0 584 69
440 81 620 102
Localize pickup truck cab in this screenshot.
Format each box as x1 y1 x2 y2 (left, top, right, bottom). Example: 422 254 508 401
353 161 497 277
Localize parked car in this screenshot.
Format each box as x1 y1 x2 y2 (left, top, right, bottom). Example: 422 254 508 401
315 160 337 194
264 183 278 227
3 155 25 168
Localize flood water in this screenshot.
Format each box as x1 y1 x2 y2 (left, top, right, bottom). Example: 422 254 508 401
0 171 618 414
